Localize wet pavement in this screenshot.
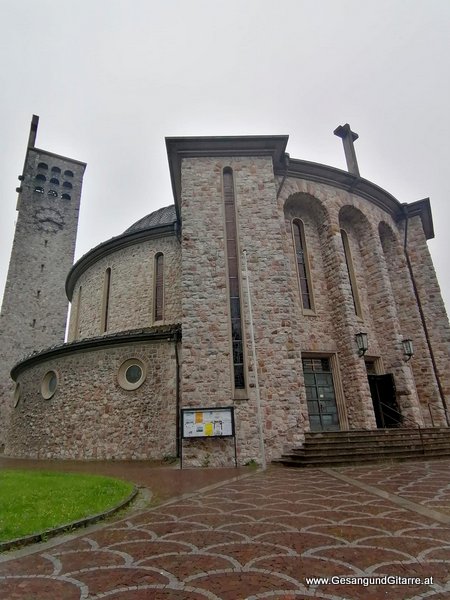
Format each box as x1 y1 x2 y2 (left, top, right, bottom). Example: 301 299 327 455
0 457 247 504
1 458 450 599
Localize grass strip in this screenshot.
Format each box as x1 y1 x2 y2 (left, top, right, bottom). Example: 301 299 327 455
0 469 134 542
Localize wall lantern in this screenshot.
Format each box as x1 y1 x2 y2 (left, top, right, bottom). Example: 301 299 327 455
402 338 414 361
355 331 369 357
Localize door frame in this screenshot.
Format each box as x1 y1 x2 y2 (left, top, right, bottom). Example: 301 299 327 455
302 352 348 431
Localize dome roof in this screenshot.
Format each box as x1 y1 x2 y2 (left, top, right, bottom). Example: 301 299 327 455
124 205 177 234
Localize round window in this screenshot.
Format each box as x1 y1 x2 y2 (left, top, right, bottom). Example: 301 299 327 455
41 370 58 399
118 359 146 391
13 383 21 407
125 364 143 384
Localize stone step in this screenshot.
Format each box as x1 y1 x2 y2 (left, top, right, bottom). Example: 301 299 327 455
290 441 450 457
276 450 450 468
275 427 450 468
298 438 450 451
284 444 429 458
305 428 450 440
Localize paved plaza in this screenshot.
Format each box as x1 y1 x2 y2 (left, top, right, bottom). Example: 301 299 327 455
0 459 449 599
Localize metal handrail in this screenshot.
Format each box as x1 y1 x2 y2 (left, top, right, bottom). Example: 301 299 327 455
376 399 417 428
376 399 424 453
266 401 448 452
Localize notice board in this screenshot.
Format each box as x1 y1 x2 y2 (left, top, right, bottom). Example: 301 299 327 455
181 407 235 439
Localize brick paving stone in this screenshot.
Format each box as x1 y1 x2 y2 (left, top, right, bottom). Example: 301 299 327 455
304 524 390 542
75 567 171 595
139 554 234 579
380 561 450 584
317 582 424 599
0 554 56 576
99 540 194 561
86 527 156 547
0 577 85 600
254 555 357 579
1 461 450 599
129 521 209 537
164 530 246 549
188 572 299 599
339 460 450 516
256 531 347 553
94 590 213 599
54 549 130 573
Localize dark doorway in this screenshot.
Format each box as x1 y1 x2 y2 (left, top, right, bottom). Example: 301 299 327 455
368 373 402 428
303 357 340 431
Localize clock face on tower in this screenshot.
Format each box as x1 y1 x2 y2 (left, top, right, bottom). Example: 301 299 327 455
33 207 64 233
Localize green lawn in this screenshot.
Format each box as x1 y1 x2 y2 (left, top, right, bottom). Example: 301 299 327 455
0 470 134 542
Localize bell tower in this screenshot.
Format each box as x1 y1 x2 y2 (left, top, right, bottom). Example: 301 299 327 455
0 115 86 447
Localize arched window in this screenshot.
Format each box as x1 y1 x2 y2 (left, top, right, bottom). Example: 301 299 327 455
47 190 58 198
101 268 111 333
223 167 245 390
51 166 61 174
61 193 71 200
292 219 314 311
34 186 44 194
63 181 73 189
154 253 164 321
341 229 362 317
38 162 48 170
64 170 74 177
50 178 60 185
35 174 46 182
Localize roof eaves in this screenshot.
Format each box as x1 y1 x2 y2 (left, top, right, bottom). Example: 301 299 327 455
66 221 177 300
166 135 289 211
11 325 182 379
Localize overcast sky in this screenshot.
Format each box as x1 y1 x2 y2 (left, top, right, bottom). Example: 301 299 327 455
1 0 449 315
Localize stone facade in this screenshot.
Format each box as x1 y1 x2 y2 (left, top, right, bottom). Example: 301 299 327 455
0 117 85 447
2 130 450 465
67 234 181 341
6 334 178 460
169 136 450 466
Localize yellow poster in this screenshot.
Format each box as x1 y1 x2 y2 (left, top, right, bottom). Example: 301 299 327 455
204 422 213 436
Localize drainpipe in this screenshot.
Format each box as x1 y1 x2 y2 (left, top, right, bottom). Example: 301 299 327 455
174 329 181 456
242 250 267 470
402 204 449 426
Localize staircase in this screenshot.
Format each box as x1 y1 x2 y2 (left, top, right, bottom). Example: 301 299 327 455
277 428 450 468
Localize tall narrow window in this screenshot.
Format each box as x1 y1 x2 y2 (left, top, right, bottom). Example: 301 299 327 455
154 253 164 321
73 286 82 340
292 219 313 311
341 229 362 317
101 268 111 333
223 168 245 389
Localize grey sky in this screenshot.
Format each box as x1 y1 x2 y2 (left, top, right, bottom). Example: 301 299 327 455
1 0 449 313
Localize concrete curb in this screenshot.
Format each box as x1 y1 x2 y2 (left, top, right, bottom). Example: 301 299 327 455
0 486 138 553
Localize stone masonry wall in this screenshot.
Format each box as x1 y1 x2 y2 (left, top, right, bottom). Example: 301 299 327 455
6 340 177 460
279 177 423 430
181 158 448 466
68 234 181 341
0 148 84 447
405 216 450 426
180 157 305 467
379 221 440 426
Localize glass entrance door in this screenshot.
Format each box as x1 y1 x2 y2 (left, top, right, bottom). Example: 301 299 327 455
303 357 340 431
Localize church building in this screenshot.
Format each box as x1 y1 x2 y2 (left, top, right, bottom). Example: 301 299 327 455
1 117 449 467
